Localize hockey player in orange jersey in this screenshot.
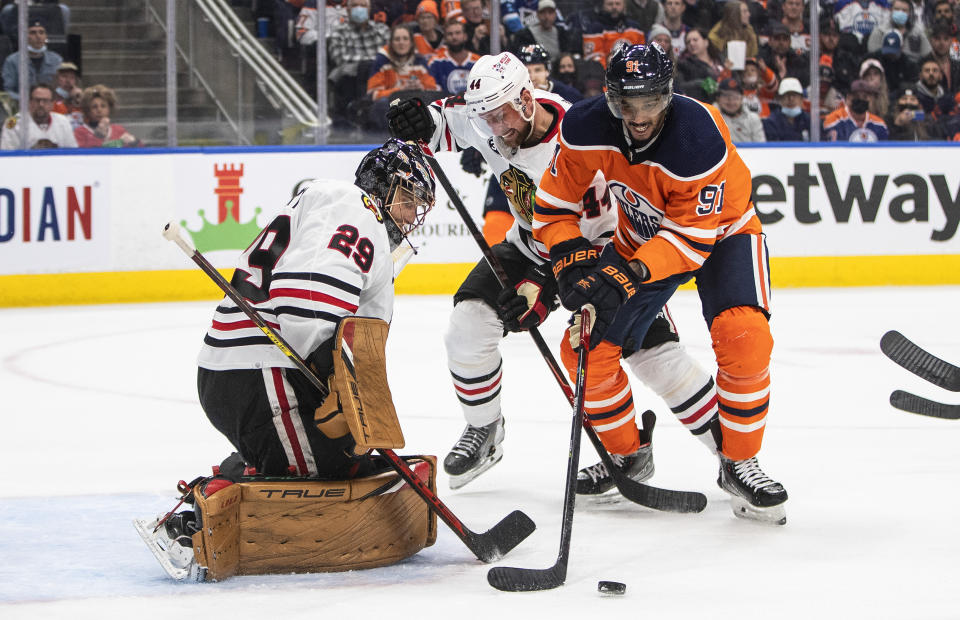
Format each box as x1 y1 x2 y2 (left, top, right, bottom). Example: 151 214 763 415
534 43 788 524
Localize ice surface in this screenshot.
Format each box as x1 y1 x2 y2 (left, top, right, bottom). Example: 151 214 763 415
2 287 959 619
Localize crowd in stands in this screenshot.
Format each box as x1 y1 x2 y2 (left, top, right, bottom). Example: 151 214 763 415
0 1 141 150
267 0 960 141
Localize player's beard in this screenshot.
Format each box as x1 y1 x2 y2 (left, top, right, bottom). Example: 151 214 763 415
499 119 533 149
625 112 666 143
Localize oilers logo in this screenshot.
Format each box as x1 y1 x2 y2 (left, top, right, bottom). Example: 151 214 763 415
446 68 472 96
608 181 662 240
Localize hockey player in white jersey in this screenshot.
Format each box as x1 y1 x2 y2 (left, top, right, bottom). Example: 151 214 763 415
136 139 437 579
387 52 721 493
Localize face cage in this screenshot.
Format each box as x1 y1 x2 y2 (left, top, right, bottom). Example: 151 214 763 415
384 174 435 250
606 90 673 120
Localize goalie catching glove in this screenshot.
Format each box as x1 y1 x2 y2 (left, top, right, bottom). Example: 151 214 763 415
387 97 435 143
496 263 558 332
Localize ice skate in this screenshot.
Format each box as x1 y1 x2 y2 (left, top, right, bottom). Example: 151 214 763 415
577 410 656 495
443 417 505 490
576 444 654 494
718 455 788 525
133 510 205 581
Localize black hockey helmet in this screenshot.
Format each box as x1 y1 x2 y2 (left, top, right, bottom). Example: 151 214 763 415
355 138 436 249
517 43 551 71
605 43 674 119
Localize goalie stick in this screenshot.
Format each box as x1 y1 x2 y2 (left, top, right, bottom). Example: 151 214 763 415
487 307 592 592
880 330 960 392
422 150 707 514
162 221 535 563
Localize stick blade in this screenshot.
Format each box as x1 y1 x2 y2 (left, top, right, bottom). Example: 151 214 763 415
487 563 566 592
469 510 536 563
881 331 960 392
614 479 708 513
890 390 960 419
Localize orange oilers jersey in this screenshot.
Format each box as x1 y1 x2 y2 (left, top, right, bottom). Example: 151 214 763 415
533 94 761 283
582 28 645 67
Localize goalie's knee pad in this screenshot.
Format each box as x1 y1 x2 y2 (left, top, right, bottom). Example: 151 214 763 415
189 457 438 581
710 306 772 379
444 299 504 367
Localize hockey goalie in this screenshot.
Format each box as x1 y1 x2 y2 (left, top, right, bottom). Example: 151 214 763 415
135 140 442 581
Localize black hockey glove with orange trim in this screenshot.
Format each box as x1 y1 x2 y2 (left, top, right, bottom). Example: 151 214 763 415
561 258 641 347
549 237 600 311
496 263 559 332
387 97 435 143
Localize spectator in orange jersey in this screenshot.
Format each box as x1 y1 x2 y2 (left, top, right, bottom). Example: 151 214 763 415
367 24 439 100
575 0 645 67
411 1 444 57
73 84 141 148
740 56 778 117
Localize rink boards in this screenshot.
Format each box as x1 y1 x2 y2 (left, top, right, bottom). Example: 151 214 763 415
1 143 958 306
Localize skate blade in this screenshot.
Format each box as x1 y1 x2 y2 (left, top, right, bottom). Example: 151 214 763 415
729 497 787 526
447 450 503 490
133 517 204 581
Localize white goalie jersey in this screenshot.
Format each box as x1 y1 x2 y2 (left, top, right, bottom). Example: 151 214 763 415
424 89 616 264
197 180 394 371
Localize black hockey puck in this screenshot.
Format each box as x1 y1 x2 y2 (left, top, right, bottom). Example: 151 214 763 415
598 580 626 595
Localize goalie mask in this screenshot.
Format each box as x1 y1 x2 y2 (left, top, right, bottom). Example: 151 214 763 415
355 139 436 251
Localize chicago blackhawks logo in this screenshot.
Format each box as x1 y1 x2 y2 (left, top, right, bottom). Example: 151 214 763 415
498 166 536 224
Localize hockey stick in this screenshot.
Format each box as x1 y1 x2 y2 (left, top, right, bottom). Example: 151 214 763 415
881 330 960 392
162 221 535 563
889 390 960 419
422 151 706 513
487 307 593 592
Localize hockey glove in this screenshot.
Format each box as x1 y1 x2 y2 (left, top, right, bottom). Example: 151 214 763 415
460 147 485 177
549 237 600 311
563 259 641 347
496 263 559 332
387 97 435 143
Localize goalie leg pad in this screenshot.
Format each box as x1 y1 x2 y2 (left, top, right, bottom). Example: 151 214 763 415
191 456 439 581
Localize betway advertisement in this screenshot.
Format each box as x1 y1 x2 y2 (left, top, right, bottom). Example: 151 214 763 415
0 144 957 277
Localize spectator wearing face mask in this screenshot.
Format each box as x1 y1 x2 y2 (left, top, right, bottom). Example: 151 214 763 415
324 0 389 122
867 0 931 62
1 19 62 101
762 77 811 141
824 79 890 141
51 61 83 130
